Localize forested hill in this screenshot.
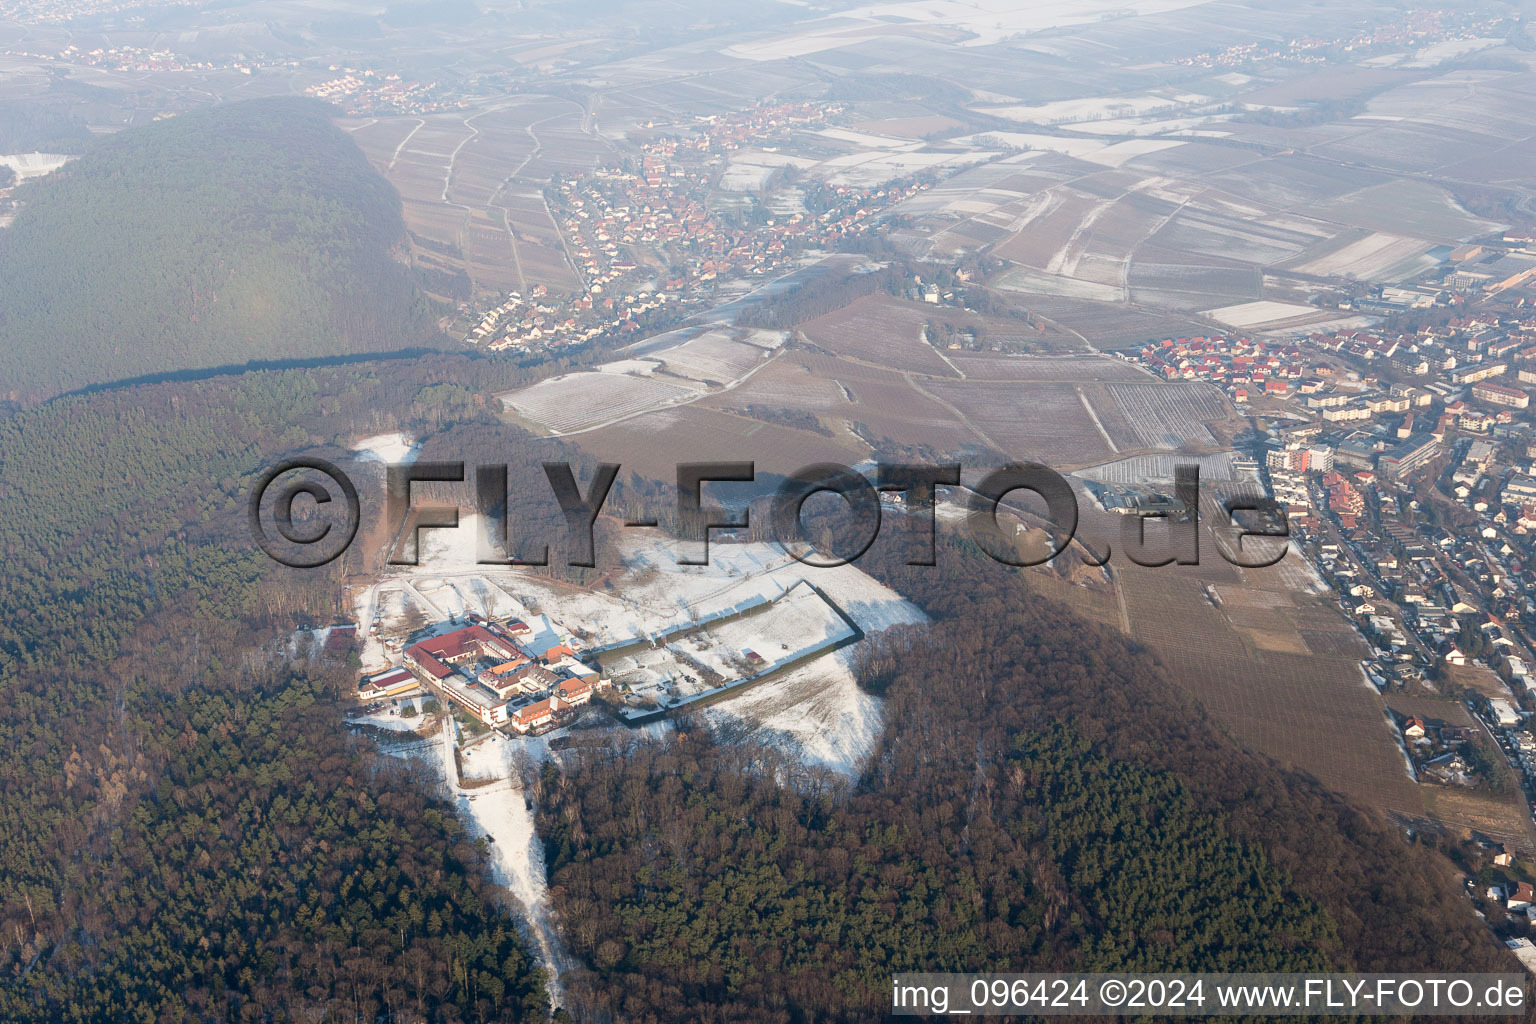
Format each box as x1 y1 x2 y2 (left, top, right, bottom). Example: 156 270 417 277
0 357 557 1019
0 97 435 404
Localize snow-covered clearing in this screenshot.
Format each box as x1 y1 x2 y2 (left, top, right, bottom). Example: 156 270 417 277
698 646 886 776
343 527 930 1002
442 723 572 1007
351 431 420 464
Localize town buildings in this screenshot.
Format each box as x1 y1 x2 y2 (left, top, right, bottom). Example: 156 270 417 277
460 101 930 354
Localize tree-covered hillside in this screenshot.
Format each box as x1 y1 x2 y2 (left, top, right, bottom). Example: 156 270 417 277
0 356 558 1020
0 98 435 404
537 535 1519 1021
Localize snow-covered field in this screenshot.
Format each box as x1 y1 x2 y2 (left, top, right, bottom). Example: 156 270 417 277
500 371 703 434
816 126 922 151
719 162 777 191
979 91 1211 126
961 131 1186 169
995 265 1123 302
1075 451 1242 485
1201 299 1322 329
699 647 885 775
719 0 1213 59
1403 37 1503 68
0 152 74 180
496 328 779 434
820 149 997 187
1294 232 1433 281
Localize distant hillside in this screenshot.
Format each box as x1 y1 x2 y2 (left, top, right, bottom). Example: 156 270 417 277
0 97 434 403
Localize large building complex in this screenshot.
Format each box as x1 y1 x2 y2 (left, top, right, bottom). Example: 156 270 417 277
393 617 607 732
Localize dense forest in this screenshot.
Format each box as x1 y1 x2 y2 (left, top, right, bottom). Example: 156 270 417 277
535 532 1518 1021
0 97 437 404
0 356 568 1020
0 98 96 154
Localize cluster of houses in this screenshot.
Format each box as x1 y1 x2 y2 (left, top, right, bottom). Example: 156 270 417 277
360 614 608 734
1131 327 1536 438
1134 334 1305 403
304 66 457 116
1177 9 1506 72
467 284 676 353
461 101 931 354
552 150 927 294
1261 424 1441 529
1397 712 1481 786
1253 329 1536 530
47 43 269 73
1488 879 1536 916
1305 315 1536 411
1148 317 1536 442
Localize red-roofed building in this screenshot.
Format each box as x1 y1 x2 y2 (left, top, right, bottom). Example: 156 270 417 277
358 667 417 701
540 643 577 664
510 695 564 734
555 677 595 706
405 625 517 681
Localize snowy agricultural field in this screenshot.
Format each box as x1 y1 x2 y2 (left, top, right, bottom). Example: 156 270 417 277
654 331 770 382
730 149 819 171
500 371 704 434
1403 37 1503 68
819 149 997 187
1073 113 1238 136
995 265 1123 302
497 328 782 434
1076 450 1243 485
1201 299 1321 329
978 91 1211 127
719 0 1213 59
958 131 1184 169
814 126 922 151
1106 381 1228 450
1293 232 1434 281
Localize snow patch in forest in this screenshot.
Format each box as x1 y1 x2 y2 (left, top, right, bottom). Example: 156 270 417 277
351 431 419 464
